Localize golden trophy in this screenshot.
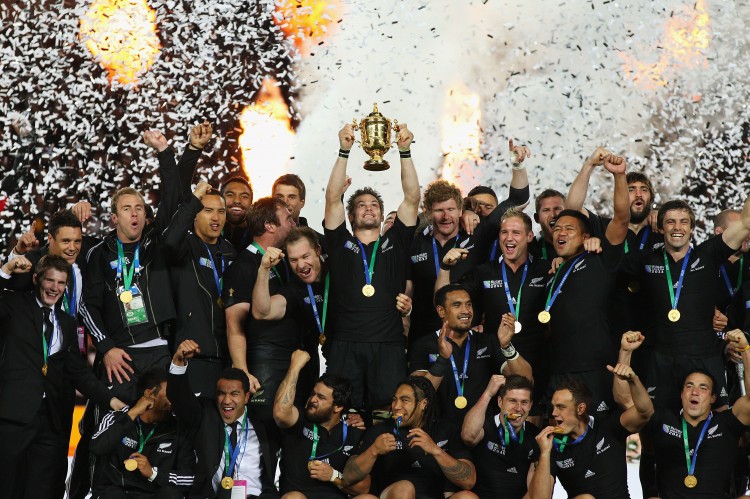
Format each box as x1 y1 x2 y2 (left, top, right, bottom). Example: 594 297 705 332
353 103 398 171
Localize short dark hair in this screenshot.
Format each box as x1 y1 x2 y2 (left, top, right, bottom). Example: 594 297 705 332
657 200 695 230
136 367 168 397
35 254 71 280
273 174 306 200
246 197 287 237
221 175 254 198
498 375 534 398
318 373 353 411
467 185 498 203
555 209 592 234
683 369 718 397
218 368 250 393
554 376 593 419
434 283 470 308
48 210 82 237
626 172 655 201
346 187 385 217
285 227 321 253
535 189 566 214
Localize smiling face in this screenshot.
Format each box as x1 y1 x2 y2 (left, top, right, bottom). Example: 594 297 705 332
286 237 321 284
349 194 383 231
681 372 716 422
216 379 250 424
150 381 173 417
436 289 473 333
34 268 68 307
305 381 340 424
223 181 253 226
628 181 652 224
391 384 427 429
193 194 226 244
550 389 586 435
499 388 532 429
499 216 534 264
48 226 83 264
552 215 588 259
536 196 565 240
112 194 147 243
429 198 461 238
661 209 693 252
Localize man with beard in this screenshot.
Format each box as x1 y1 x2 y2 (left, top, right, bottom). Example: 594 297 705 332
712 209 750 330
273 350 369 498
461 374 540 499
220 176 254 250
342 376 476 498
528 189 565 262
409 283 533 423
163 181 237 398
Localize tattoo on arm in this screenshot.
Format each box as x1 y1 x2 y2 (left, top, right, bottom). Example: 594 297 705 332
343 456 368 485
440 459 472 482
276 372 298 409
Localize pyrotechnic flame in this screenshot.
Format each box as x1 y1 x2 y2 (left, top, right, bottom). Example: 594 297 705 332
79 0 161 85
620 0 711 90
239 78 295 197
273 0 341 54
440 83 483 193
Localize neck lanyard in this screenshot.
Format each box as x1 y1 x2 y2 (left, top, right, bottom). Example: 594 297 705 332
664 246 692 311
449 334 471 398
41 308 56 372
720 255 744 298
116 240 140 291
252 243 281 281
392 416 403 439
309 420 349 462
541 239 548 260
432 234 460 276
62 267 77 316
499 415 524 447
306 273 330 335
136 419 157 452
553 425 589 453
682 412 712 479
625 226 651 254
489 239 499 262
356 237 381 286
501 258 529 318
224 413 249 478
542 253 585 313
202 243 224 295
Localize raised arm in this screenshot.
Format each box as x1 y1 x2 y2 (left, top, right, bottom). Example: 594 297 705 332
610 362 654 433
612 331 645 409
565 147 609 215
324 125 354 230
166 340 204 428
462 374 504 447
225 303 260 393
497 313 534 381
394 124 420 225
729 330 750 424
507 138 531 204
272 350 309 428
162 182 211 259
434 248 469 295
413 322 454 391
251 247 288 320
603 154 629 246
722 195 750 250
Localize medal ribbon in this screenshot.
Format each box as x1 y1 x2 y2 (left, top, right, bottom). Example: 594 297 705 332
543 253 586 313
553 425 589 453
681 412 713 479
306 273 330 337
136 419 157 453
499 415 525 447
663 246 692 311
448 334 471 399
224 413 249 478
251 243 281 281
393 416 403 440
202 243 225 296
501 258 529 318
489 239 499 262
720 255 744 298
116 240 140 293
432 234 460 276
309 420 349 462
41 308 55 366
62 268 77 316
541 239 548 260
625 227 651 254
356 237 381 287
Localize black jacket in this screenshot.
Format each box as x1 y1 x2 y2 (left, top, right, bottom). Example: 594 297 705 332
80 147 200 354
91 408 195 495
167 368 278 498
163 195 237 359
0 290 112 430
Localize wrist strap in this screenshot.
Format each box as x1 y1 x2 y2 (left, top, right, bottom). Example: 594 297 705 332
428 355 451 377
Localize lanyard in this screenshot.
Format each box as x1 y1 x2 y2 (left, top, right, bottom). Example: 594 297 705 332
543 253 585 313
499 416 524 447
62 267 77 316
41 309 56 366
136 420 157 452
664 247 692 310
682 413 712 478
501 258 529 318
224 413 249 478
553 425 589 453
306 273 330 335
356 237 381 286
393 416 403 440
541 239 548 260
432 234 460 276
625 227 651 254
720 255 744 298
116 240 140 291
449 334 471 398
489 239 499 262
309 420 349 462
202 243 224 295
252 243 281 281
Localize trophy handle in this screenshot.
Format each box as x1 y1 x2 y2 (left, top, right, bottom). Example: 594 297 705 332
352 119 362 145
390 119 400 145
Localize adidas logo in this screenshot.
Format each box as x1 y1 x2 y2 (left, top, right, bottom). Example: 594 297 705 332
597 401 609 412
720 388 728 398
506 467 518 474
585 469 596 478
411 461 421 468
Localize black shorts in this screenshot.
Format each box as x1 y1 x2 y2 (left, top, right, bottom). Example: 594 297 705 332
646 350 728 411
544 368 615 417
98 344 171 404
325 340 407 409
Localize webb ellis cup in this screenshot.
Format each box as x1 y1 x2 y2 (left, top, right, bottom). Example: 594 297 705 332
352 102 398 171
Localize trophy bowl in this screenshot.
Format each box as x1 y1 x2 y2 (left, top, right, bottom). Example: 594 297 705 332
353 103 398 171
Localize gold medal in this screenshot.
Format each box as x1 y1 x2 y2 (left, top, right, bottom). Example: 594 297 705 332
362 284 375 297
221 476 234 489
217 297 224 308
538 310 551 324
627 281 640 293
319 334 326 346
668 309 681 322
120 290 133 304
124 459 138 471
454 396 468 409
307 460 313 471
506 413 521 420
42 364 48 376
553 426 564 434
684 475 697 488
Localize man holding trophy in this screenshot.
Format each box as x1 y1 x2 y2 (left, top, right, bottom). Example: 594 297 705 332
323 105 420 421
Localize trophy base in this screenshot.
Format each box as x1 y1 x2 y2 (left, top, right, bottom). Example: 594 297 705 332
364 159 390 171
